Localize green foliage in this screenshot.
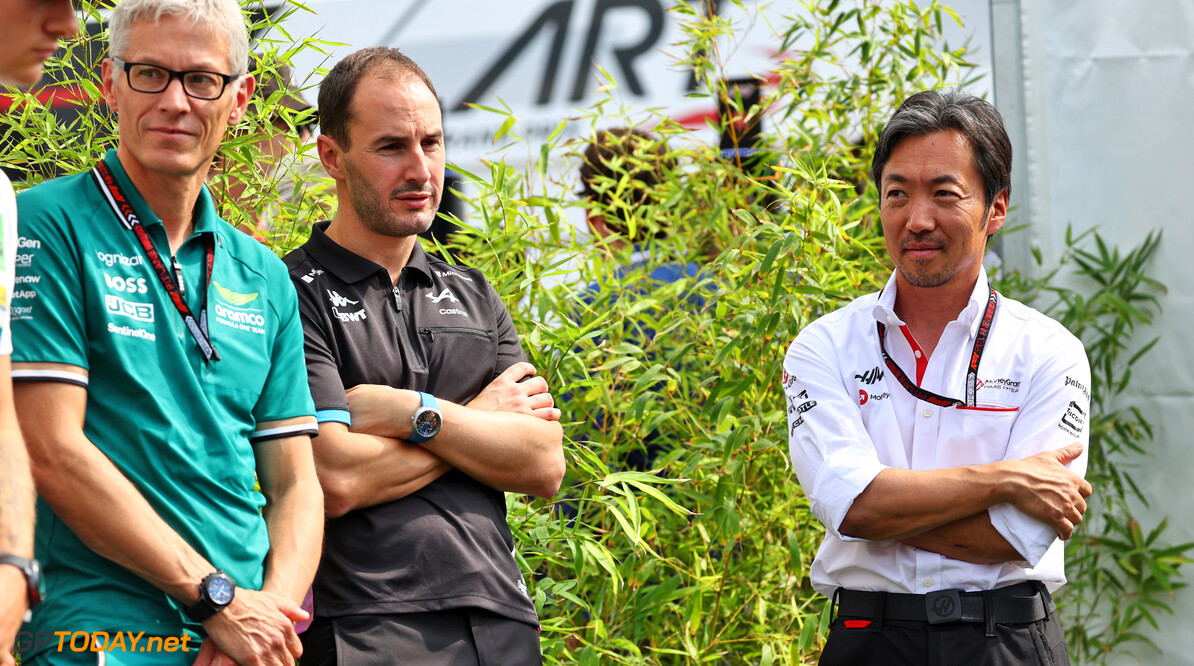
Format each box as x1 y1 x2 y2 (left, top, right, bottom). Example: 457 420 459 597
1 1 1182 665
996 229 1193 663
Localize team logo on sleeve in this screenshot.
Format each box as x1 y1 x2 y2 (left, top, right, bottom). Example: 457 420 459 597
1058 400 1086 438
788 390 818 432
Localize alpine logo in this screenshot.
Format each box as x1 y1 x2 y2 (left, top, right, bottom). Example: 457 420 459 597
105 294 154 322
327 290 359 308
855 366 884 385
426 288 459 304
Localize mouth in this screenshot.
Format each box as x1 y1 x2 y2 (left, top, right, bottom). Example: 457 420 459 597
149 127 194 139
395 192 434 210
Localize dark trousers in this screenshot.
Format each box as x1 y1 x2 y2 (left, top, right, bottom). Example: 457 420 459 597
819 588 1070 666
302 608 543 666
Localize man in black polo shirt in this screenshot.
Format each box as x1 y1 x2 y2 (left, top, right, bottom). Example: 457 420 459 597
283 47 566 664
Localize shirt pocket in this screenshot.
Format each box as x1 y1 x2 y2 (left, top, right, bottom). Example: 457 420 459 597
416 326 498 401
936 405 1019 467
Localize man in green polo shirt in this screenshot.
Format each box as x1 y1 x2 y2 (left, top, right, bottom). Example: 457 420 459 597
9 0 323 663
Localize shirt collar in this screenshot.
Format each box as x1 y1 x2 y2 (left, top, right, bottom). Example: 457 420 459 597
871 266 992 337
102 149 220 237
303 220 433 285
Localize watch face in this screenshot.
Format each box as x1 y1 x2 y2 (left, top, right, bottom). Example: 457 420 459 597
414 409 442 438
208 575 234 606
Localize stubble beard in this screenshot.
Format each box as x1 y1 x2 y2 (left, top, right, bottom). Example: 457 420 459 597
344 158 437 238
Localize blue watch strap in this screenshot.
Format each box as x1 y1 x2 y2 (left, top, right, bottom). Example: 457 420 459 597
408 391 440 443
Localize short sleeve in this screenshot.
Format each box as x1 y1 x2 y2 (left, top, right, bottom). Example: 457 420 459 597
784 322 888 540
292 276 350 426
250 265 317 427
488 279 527 378
988 326 1091 566
11 184 90 374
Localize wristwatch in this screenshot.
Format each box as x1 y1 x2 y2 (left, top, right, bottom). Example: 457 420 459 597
184 570 236 622
408 391 442 443
0 554 41 609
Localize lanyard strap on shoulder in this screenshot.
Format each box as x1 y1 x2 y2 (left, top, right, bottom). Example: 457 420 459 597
90 161 220 362
877 288 998 408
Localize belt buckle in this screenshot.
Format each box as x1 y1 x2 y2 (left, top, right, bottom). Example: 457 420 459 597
925 589 963 624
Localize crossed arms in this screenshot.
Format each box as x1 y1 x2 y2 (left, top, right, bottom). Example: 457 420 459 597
313 361 565 518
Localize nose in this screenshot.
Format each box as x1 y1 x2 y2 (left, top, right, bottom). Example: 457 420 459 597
157 76 191 113
905 197 936 233
404 147 432 185
47 0 80 40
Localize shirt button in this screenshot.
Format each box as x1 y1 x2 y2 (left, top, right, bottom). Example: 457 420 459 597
922 408 932 418
914 350 922 358
924 578 933 588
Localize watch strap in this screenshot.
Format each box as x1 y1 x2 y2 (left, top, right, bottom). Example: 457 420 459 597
408 391 439 443
0 553 40 607
183 570 234 622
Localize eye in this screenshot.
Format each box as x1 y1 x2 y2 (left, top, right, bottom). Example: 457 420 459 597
184 72 222 96
885 188 906 199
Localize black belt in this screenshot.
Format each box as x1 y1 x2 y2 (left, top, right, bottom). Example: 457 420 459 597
835 582 1051 626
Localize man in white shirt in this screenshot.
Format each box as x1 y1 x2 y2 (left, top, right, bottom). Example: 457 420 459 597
0 0 77 661
784 88 1092 665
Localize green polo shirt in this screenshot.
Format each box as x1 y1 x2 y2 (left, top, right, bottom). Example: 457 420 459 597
11 150 316 651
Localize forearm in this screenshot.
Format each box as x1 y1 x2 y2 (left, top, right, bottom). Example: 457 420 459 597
839 463 1013 541
0 422 33 559
899 511 1024 564
257 438 324 604
315 423 451 517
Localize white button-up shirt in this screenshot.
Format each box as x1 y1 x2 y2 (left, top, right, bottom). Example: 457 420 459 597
783 269 1090 597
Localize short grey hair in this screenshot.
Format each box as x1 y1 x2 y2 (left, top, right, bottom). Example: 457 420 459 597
109 0 250 75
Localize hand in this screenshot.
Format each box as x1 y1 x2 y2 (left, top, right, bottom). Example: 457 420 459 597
467 362 561 421
0 567 28 666
1005 443 1093 540
345 384 417 439
203 588 307 666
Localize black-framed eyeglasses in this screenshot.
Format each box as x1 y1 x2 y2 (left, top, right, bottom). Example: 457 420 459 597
112 57 240 101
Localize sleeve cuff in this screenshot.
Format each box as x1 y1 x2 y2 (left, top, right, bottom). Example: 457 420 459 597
315 409 351 426
250 422 319 443
11 368 89 387
988 503 1053 566
812 454 888 542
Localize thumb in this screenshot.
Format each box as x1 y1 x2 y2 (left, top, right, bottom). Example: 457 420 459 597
1053 443 1084 464
500 361 536 382
274 595 310 623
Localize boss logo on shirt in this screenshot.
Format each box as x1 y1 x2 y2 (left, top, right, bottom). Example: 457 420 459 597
105 294 154 322
104 272 149 294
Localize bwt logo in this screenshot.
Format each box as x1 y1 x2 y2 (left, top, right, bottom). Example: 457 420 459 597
96 251 143 268
105 294 154 322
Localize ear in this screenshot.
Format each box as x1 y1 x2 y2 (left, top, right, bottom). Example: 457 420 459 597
586 211 611 239
985 188 1009 236
101 58 119 113
227 74 254 125
317 134 345 181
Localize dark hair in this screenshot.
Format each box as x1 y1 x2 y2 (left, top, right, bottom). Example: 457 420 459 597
580 128 675 238
871 88 1012 209
318 47 438 149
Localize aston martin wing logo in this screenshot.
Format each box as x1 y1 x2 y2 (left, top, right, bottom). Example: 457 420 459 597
214 281 259 306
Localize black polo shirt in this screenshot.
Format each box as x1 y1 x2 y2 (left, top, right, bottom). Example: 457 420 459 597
283 221 538 626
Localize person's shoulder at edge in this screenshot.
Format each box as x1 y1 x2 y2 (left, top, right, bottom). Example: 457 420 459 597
994 291 1085 351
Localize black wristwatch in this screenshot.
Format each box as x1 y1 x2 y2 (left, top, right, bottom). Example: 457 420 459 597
408 391 442 443
184 570 236 622
0 554 41 609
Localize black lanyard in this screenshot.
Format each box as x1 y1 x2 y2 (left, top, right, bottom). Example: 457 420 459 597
91 161 221 362
876 288 997 408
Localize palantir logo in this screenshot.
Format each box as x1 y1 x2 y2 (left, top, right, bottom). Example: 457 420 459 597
425 288 459 304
